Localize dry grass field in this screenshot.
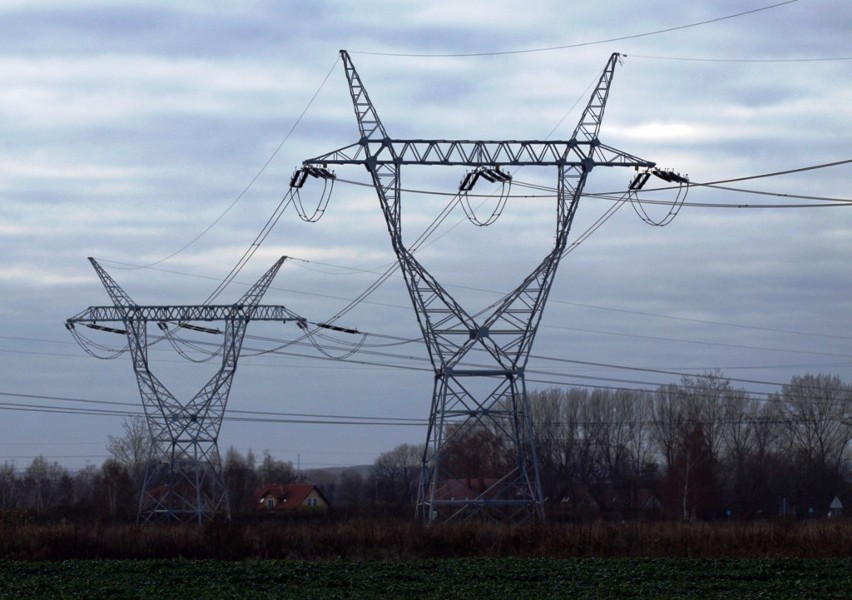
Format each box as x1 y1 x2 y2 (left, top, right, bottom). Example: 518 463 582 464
2 515 851 561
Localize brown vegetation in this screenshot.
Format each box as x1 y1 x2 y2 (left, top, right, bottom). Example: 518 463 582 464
2 513 851 561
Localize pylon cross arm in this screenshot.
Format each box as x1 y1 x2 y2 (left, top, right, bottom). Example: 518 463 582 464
67 305 301 324
303 139 654 169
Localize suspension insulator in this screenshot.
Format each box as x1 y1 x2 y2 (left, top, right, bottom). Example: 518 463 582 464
317 322 360 334
85 322 127 335
290 165 336 189
652 168 688 184
458 166 512 192
629 171 651 191
177 322 222 335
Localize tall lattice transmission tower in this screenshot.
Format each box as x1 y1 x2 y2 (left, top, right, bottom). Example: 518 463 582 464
291 51 684 522
67 257 303 523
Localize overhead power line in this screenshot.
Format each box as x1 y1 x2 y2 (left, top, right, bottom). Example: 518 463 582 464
630 53 852 63
352 1 800 57
0 391 426 426
117 57 340 272
328 157 852 207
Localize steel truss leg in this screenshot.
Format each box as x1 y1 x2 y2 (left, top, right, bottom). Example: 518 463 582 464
418 368 544 523
134 328 238 525
398 166 583 523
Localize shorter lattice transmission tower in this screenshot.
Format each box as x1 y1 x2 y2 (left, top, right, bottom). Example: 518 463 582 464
67 257 303 523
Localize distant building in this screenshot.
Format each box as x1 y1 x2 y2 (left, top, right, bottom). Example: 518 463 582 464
556 484 661 521
255 483 329 513
434 478 498 501
829 496 843 518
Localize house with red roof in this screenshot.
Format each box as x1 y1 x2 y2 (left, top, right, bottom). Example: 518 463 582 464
255 483 329 513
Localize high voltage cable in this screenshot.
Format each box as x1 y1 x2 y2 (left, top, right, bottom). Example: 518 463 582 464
0 402 426 427
62 114 851 415
0 399 831 430
202 191 293 304
699 158 852 185
97 113 848 353
66 329 852 398
60 324 820 395
58 305 852 387
98 35 847 325
4 326 801 398
20 217 852 372
180 2 824 313
20 204 849 353
629 54 852 63
333 158 852 207
0 392 426 425
21 21 851 461
201 55 339 298
1 387 846 429
528 356 785 390
114 57 341 272
192 331 852 393
235 156 851 339
307 177 467 328
544 320 852 350
281 256 852 344
352 1 799 57
10 339 845 394
93 249 852 347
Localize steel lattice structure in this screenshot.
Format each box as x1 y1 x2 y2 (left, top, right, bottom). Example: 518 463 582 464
67 257 301 523
294 51 663 523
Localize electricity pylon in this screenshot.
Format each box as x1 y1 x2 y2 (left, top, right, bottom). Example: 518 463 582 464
293 51 660 522
67 257 302 523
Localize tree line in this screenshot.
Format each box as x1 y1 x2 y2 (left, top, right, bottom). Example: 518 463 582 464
1 371 849 522
367 372 852 521
531 372 851 520
0 416 302 521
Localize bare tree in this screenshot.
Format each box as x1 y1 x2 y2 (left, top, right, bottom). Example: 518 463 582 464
371 442 424 506
529 388 564 499
717 392 756 513
257 450 297 485
441 423 508 480
98 458 134 521
106 415 152 493
582 390 615 484
776 374 851 470
574 388 655 516
624 390 655 478
530 387 585 500
651 383 688 472
720 390 755 465
22 455 68 516
224 446 258 515
774 374 851 513
338 469 368 507
746 401 790 517
679 371 733 464
71 464 100 514
0 462 19 510
662 424 715 521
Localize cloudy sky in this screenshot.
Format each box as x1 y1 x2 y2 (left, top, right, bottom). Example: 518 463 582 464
1 0 850 471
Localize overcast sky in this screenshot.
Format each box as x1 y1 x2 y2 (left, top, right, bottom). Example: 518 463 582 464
1 0 850 471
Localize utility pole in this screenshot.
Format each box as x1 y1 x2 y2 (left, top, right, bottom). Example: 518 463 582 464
67 257 303 523
293 51 668 522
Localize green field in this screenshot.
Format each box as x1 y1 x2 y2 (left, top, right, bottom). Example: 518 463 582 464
1 558 850 599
